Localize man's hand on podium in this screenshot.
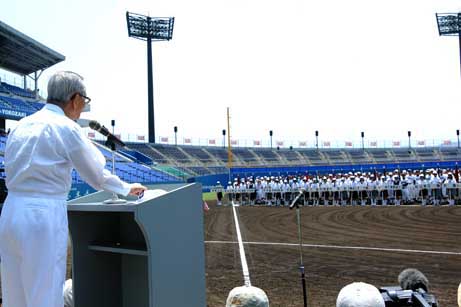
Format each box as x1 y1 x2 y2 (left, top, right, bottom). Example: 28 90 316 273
129 183 148 197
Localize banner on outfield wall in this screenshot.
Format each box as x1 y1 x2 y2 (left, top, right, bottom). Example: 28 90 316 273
417 140 426 146
323 141 331 147
253 140 261 146
392 141 400 147
184 138 191 144
209 139 216 145
370 141 377 147
345 141 352 147
443 140 451 145
299 141 307 147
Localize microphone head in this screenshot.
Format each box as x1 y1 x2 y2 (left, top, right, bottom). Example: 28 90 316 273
398 268 429 292
89 120 100 130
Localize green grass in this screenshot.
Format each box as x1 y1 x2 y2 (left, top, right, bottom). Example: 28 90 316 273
203 192 217 201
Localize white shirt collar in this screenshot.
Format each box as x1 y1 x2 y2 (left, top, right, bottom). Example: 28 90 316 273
44 103 65 116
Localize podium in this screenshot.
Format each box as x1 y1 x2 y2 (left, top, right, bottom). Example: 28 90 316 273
67 183 206 307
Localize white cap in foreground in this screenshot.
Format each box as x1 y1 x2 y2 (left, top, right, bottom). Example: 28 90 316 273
226 286 269 307
336 282 385 307
63 279 73 307
457 282 461 307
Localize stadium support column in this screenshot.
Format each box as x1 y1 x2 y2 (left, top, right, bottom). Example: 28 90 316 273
34 72 38 99
459 13 461 78
147 33 155 143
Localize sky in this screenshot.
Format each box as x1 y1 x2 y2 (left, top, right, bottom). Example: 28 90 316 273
1 0 461 147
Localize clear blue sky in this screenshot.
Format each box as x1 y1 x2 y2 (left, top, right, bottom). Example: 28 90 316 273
1 0 461 147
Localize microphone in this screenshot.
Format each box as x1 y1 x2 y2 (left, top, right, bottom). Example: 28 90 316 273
398 268 429 292
89 120 126 147
289 189 305 210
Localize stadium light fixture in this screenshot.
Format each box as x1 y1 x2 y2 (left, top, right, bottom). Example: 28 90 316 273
361 131 365 151
126 12 175 143
269 130 273 149
457 129 460 148
174 126 178 146
436 13 461 78
315 130 319 150
222 129 226 148
407 131 412 149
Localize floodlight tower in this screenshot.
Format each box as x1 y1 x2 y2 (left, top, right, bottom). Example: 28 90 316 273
126 12 175 143
436 13 461 78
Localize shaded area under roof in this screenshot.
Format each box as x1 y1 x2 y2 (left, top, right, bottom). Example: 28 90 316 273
0 20 65 75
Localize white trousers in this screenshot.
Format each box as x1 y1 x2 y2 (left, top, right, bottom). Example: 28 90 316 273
0 193 68 307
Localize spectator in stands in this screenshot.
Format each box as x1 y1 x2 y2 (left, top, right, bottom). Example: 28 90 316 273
336 282 385 307
0 71 147 307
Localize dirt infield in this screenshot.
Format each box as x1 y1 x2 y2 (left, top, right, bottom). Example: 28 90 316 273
204 204 461 306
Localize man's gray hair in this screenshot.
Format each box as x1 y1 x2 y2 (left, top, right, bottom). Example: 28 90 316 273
47 71 86 104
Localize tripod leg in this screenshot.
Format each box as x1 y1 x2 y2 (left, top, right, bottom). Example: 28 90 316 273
300 265 308 307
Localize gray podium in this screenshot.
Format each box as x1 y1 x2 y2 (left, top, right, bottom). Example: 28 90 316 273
67 183 206 307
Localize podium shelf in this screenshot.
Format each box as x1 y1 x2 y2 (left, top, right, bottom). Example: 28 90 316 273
88 242 147 256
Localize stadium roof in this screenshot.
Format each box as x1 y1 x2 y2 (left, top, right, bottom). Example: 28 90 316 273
0 20 65 75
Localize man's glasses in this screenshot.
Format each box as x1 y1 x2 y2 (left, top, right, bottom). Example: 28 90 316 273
78 93 91 105
70 92 91 105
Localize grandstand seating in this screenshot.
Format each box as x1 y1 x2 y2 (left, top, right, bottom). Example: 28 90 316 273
206 147 229 163
1 82 35 98
232 148 259 164
414 148 438 161
347 149 371 163
0 96 34 114
0 83 8 94
439 147 460 160
367 149 390 162
0 80 46 121
152 144 191 164
323 150 349 164
255 149 281 164
277 149 302 162
297 150 327 165
1 79 458 181
120 142 461 178
127 143 169 164
181 146 215 163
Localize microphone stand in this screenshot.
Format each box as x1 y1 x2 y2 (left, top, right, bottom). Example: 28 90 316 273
289 191 308 307
103 136 126 205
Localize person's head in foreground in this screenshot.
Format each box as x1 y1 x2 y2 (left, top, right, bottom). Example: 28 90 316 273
457 281 461 307
336 282 385 307
226 285 269 307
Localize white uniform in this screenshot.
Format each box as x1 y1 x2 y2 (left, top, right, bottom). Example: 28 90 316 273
0 104 133 307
